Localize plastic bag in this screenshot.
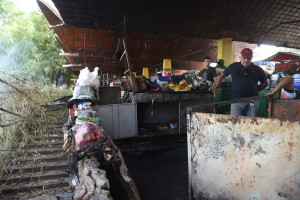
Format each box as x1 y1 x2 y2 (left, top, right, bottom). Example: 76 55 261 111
72 85 97 100
77 67 100 88
75 122 109 148
68 67 100 107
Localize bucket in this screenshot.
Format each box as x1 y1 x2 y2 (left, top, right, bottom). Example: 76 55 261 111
293 74 300 90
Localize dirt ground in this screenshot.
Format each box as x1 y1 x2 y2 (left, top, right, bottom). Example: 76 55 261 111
119 134 189 200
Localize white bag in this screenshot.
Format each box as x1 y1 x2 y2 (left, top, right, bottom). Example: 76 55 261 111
77 67 100 88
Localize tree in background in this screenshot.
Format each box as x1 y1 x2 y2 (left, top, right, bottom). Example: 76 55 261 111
0 0 72 85
0 0 20 23
0 1 73 176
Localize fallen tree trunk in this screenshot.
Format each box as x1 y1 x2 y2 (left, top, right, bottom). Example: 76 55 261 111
74 156 112 200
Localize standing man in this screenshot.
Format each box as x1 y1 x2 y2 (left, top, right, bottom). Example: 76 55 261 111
213 48 268 116
58 74 65 86
197 56 218 85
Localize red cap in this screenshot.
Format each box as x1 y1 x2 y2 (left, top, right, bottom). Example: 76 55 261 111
241 48 253 58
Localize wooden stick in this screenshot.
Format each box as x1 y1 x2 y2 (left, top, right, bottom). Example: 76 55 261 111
0 78 26 96
0 107 24 119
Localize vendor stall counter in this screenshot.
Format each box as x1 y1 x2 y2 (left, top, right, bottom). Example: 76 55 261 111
132 91 214 134
95 90 214 139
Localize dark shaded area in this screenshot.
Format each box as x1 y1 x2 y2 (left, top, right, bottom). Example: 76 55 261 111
101 162 130 200
120 135 189 200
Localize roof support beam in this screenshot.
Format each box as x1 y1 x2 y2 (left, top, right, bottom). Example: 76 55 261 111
59 52 80 57
62 64 82 68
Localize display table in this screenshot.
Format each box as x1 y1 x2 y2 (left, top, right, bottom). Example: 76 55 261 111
95 90 214 139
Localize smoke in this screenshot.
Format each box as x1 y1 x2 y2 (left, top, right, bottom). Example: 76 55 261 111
0 44 22 92
0 44 23 74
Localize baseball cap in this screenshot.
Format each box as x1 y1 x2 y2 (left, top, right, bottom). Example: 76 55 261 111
241 48 253 58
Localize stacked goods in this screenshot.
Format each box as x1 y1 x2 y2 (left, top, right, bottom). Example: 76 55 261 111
175 80 191 91
121 70 216 93
135 76 147 92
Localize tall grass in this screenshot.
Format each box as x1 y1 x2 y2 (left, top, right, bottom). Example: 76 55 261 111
0 74 72 176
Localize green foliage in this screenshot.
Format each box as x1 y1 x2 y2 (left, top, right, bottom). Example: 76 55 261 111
0 0 72 178
0 2 71 85
0 76 71 176
0 0 21 23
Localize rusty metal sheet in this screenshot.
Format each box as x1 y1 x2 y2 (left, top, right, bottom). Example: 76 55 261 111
188 113 300 200
269 99 300 122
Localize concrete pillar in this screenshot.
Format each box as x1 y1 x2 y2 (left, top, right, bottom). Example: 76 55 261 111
163 59 172 73
217 38 233 67
143 68 149 78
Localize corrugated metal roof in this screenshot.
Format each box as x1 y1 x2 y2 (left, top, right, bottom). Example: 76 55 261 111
37 0 300 74
264 52 300 61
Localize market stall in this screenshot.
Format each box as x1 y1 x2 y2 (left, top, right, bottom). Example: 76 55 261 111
68 66 216 139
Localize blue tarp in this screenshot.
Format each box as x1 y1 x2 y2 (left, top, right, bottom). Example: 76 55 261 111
254 60 275 67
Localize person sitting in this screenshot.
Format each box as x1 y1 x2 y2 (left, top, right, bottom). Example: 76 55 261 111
265 75 300 99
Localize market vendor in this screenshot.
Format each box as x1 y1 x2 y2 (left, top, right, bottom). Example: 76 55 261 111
213 48 268 117
197 56 217 85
